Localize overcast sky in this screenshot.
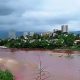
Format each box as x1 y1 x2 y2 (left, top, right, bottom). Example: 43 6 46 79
0 0 80 32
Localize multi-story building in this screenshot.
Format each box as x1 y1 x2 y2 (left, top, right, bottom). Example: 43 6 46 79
61 25 68 33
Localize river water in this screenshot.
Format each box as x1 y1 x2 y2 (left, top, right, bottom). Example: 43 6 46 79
0 48 80 80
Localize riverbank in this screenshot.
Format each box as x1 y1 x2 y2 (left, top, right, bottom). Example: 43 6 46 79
0 45 80 54
0 47 80 54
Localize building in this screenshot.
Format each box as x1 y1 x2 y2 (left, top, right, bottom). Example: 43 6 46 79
41 32 52 37
23 32 28 37
52 33 56 37
61 25 68 33
53 29 59 33
29 32 35 36
74 40 80 44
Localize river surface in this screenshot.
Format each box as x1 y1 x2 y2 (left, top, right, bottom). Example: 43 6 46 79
0 48 80 80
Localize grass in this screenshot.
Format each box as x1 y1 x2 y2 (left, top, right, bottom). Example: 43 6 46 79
0 69 15 80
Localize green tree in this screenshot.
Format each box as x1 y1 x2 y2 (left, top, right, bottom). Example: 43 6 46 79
64 34 75 47
53 39 64 48
75 34 80 40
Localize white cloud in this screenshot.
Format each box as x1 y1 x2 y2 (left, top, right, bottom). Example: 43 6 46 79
42 0 80 12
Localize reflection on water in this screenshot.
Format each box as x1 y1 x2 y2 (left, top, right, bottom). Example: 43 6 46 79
0 48 80 80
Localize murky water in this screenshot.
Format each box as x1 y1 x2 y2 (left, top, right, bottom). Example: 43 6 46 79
0 48 80 80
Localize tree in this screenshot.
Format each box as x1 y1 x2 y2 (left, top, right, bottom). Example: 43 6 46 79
64 34 75 47
75 34 80 40
55 30 62 35
54 39 64 48
33 33 41 39
0 40 4 46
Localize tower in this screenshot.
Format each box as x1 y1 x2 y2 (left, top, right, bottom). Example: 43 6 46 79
61 25 68 33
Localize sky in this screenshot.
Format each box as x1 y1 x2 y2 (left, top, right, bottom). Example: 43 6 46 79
0 0 80 32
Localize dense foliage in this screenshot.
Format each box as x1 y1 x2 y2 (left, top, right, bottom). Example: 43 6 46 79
0 32 80 50
0 70 14 80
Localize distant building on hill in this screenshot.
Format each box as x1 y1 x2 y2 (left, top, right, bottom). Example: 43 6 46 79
53 29 59 33
23 32 28 37
29 32 35 36
61 25 68 33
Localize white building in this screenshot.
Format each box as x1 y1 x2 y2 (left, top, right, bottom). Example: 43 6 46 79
23 32 28 37
52 33 56 37
61 25 68 33
74 40 80 44
29 32 35 36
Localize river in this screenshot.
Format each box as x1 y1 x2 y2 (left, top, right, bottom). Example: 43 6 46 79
0 48 80 80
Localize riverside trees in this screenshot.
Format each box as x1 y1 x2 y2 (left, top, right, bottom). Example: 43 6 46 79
0 33 80 50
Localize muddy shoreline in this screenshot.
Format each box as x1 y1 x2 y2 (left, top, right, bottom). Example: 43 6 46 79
0 48 80 54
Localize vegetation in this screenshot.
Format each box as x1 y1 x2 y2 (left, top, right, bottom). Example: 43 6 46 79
0 32 80 50
0 69 14 80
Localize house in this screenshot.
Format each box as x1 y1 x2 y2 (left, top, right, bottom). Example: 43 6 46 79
74 40 80 44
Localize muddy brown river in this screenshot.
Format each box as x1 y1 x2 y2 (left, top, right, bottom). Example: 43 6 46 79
0 48 80 80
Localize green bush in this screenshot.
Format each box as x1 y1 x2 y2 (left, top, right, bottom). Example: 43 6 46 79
0 70 15 80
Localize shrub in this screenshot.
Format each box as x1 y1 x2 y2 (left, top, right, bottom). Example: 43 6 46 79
0 69 15 80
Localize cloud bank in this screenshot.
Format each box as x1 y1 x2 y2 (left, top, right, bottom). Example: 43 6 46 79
0 0 80 31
